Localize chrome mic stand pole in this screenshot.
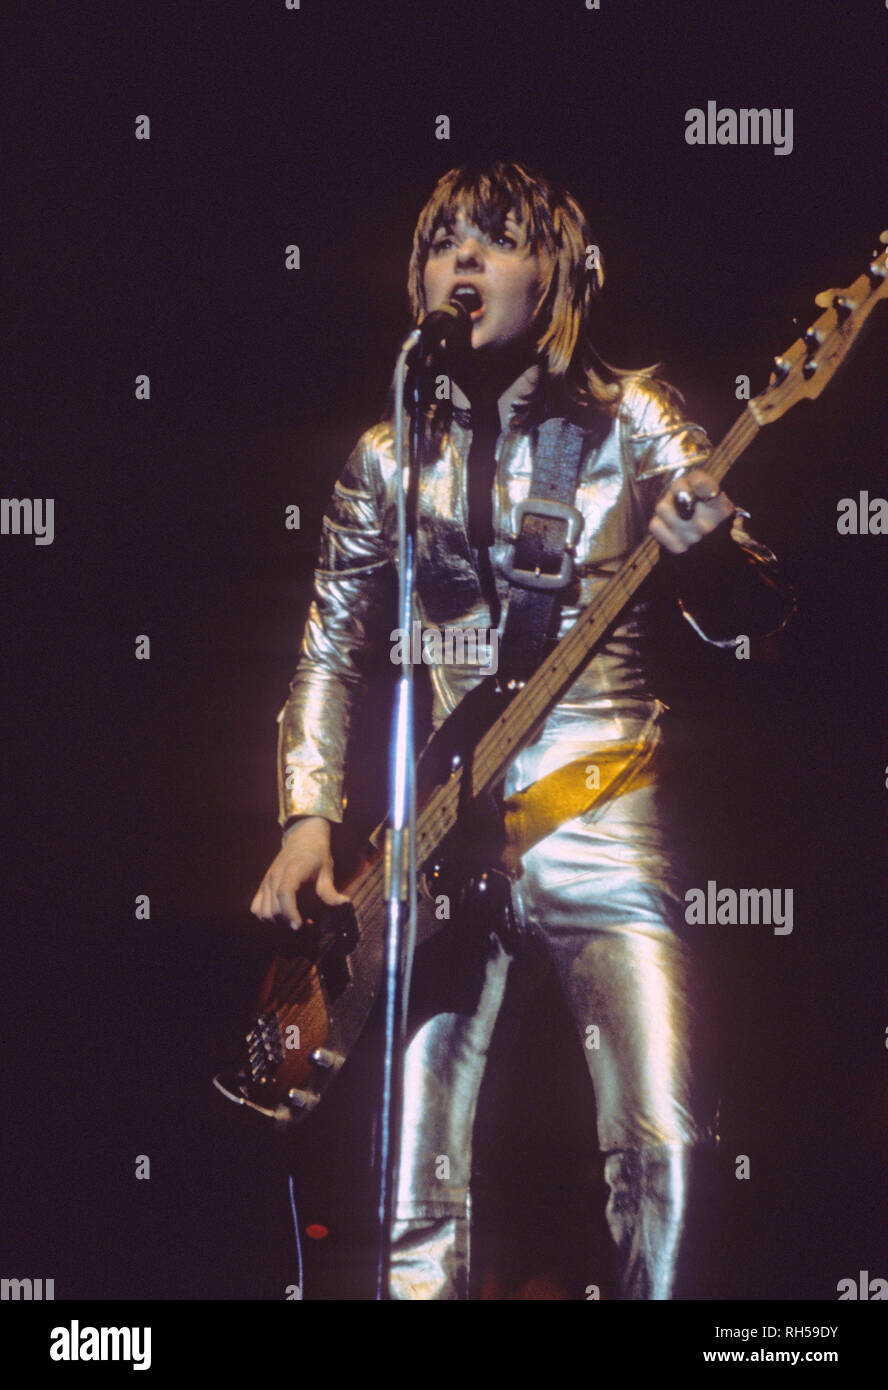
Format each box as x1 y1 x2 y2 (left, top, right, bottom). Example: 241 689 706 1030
374 325 425 1300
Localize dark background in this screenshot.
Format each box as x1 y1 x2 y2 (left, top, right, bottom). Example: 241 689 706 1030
2 0 886 1301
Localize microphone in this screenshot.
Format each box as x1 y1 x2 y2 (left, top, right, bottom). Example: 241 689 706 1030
412 298 473 358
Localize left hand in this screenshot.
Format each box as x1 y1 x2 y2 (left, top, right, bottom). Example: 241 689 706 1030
648 468 736 554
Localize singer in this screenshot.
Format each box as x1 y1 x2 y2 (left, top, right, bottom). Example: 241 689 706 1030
251 160 794 1298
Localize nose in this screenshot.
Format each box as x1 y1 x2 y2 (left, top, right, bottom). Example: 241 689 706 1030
455 236 484 270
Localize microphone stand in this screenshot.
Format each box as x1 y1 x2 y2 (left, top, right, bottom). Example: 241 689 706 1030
374 323 428 1300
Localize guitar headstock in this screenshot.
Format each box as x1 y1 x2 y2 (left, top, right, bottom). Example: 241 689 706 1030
749 231 887 426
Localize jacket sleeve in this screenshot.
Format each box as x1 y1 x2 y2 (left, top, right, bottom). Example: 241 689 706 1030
621 375 796 646
276 426 394 829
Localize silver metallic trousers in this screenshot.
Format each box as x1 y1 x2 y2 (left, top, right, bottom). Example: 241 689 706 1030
389 746 716 1300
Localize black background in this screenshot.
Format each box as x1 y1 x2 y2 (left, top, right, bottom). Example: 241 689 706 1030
2 0 887 1302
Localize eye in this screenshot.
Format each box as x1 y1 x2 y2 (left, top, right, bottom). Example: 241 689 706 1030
495 231 519 249
430 235 455 254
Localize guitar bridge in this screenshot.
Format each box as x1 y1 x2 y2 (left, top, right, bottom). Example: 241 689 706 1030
245 1012 285 1085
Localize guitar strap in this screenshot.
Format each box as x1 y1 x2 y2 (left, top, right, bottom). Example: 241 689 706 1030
497 416 589 687
488 414 659 885
448 412 592 901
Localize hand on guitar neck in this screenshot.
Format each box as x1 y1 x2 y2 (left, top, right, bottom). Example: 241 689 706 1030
649 467 736 553
250 816 350 931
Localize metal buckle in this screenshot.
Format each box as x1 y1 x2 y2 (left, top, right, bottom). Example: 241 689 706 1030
501 498 585 591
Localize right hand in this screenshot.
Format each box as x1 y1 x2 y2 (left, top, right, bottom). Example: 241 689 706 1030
250 816 349 930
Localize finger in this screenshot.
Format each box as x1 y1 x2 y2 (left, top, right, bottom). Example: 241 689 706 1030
316 868 350 907
648 514 687 554
255 874 291 923
702 495 735 522
250 881 273 919
684 469 722 500
689 510 721 536
684 472 735 517
655 493 690 525
276 883 303 929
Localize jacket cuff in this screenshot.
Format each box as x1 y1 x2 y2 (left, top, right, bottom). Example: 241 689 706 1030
277 780 345 830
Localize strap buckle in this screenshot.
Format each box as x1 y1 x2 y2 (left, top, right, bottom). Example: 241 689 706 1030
501 498 585 591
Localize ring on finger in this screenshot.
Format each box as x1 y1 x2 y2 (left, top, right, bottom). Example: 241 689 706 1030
674 487 722 521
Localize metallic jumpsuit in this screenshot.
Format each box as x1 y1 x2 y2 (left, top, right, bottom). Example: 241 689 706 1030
275 374 792 1299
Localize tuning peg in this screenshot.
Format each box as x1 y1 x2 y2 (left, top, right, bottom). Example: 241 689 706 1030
867 260 886 285
771 356 790 382
880 231 888 245
813 291 855 317
814 287 839 309
803 326 821 352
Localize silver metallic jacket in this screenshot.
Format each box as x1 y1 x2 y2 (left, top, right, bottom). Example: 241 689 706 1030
277 374 789 828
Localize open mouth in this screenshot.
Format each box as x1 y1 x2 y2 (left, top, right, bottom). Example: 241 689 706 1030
450 284 484 319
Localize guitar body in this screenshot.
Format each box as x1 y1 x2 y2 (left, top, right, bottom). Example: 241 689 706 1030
213 678 513 1124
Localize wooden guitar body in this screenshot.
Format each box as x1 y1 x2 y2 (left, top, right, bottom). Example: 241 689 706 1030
213 679 511 1124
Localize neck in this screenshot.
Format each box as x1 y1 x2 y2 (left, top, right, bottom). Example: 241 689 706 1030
451 357 541 433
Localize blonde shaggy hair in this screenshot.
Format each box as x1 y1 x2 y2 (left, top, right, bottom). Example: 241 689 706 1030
406 159 635 422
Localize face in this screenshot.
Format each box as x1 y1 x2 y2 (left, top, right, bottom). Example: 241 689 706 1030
422 206 548 356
